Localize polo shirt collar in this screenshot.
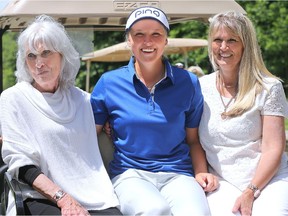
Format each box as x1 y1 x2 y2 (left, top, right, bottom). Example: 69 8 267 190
128 56 175 85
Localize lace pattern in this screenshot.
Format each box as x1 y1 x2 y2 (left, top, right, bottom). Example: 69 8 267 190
263 81 288 117
199 73 288 190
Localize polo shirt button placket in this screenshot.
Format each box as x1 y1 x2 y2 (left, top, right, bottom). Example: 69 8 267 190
148 88 155 113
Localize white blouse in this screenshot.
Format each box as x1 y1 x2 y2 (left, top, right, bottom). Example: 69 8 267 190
199 72 288 190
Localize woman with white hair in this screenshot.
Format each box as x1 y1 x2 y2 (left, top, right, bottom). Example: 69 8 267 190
0 15 121 215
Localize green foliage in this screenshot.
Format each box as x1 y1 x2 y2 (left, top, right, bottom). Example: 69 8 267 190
168 20 210 74
3 31 17 89
237 0 288 95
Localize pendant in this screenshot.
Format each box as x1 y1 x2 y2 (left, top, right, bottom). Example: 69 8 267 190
221 113 227 119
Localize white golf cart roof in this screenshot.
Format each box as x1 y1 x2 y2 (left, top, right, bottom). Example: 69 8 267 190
0 0 245 31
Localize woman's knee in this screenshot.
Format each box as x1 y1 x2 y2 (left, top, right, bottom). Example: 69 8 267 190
119 197 171 215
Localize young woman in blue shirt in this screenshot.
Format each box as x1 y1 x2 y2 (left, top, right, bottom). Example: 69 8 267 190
90 6 218 215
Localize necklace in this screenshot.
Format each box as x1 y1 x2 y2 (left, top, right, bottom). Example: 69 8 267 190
218 71 238 89
217 72 237 119
219 94 235 119
142 72 166 92
147 86 153 92
222 83 237 89
134 62 166 93
146 83 157 92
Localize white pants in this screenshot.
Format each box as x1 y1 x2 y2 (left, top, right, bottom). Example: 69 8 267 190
112 169 211 216
207 179 288 216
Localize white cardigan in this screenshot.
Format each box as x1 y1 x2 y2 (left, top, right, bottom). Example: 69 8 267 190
0 82 119 211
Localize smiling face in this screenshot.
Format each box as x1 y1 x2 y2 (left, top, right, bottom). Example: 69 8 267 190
127 19 167 65
25 42 62 92
211 26 244 73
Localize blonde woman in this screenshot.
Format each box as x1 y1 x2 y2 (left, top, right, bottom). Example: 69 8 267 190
199 11 288 215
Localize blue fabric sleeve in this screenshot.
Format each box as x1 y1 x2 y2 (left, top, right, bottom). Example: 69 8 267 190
90 76 109 125
185 75 204 128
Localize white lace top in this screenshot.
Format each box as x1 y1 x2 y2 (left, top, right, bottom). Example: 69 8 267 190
199 72 288 190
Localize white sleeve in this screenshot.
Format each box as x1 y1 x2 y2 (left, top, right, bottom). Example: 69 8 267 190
262 81 288 118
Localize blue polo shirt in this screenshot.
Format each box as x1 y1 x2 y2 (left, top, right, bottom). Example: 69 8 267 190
90 57 203 178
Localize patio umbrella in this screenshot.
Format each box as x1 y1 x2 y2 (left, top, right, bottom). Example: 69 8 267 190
82 38 208 91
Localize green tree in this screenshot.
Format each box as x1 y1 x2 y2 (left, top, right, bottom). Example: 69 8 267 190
3 31 17 90
237 0 288 94
168 20 210 74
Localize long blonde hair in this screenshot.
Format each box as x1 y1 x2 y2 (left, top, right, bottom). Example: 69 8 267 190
208 11 279 117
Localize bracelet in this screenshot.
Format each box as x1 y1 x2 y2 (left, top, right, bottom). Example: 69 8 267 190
247 183 261 198
53 190 67 202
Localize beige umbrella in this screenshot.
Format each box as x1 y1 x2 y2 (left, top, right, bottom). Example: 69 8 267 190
82 38 208 91
82 42 131 63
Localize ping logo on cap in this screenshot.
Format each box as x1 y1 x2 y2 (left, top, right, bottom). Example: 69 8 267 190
134 8 161 19
125 6 170 31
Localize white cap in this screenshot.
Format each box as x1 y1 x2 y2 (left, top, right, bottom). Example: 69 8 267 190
125 6 170 32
